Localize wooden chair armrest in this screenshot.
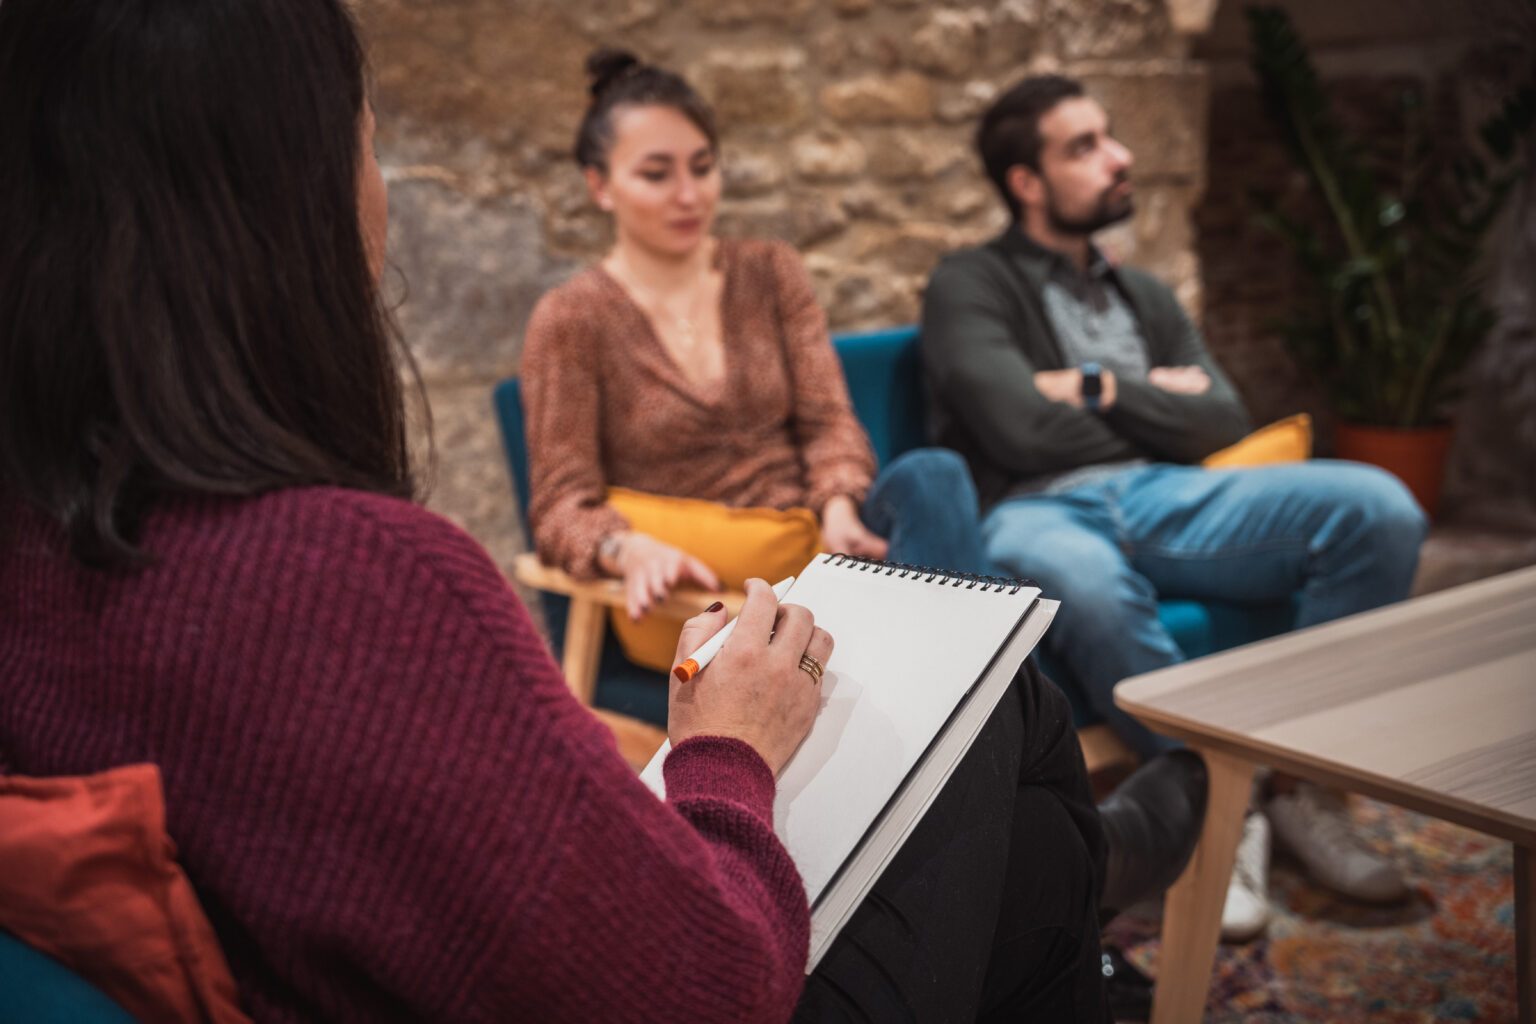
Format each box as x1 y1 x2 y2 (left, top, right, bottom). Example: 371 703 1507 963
514 552 742 706
514 553 745 619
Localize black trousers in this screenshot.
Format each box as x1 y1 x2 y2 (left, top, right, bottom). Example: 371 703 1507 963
795 659 1110 1023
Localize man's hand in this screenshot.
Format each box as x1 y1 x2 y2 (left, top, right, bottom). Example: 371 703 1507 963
1034 368 1118 410
820 495 889 559
1148 365 1211 395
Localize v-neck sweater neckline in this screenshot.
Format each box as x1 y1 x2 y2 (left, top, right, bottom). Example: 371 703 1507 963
593 241 735 405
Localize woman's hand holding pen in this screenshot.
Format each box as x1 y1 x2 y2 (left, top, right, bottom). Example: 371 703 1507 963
668 579 832 775
603 531 721 621
819 495 888 560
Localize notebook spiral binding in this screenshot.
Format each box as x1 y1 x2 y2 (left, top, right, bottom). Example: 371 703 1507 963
823 553 1035 594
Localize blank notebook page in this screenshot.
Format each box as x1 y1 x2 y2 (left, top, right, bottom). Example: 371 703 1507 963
642 555 1041 907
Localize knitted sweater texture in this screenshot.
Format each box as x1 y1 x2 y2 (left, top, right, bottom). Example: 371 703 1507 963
0 488 809 1021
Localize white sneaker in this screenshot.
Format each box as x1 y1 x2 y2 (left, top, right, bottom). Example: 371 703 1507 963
1220 811 1270 942
1267 784 1407 903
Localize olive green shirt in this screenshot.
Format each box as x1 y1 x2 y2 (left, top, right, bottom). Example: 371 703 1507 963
920 228 1251 508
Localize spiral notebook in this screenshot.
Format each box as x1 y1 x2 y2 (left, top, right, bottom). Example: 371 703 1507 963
640 552 1058 971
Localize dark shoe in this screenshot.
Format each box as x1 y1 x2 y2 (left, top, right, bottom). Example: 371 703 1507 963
1101 945 1154 1022
1097 749 1207 918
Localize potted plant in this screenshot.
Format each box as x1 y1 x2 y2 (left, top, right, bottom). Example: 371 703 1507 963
1245 4 1533 516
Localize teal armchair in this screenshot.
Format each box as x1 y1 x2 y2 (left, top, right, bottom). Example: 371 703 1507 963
0 930 137 1024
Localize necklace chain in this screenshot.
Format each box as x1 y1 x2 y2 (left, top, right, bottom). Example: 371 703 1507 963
613 267 712 351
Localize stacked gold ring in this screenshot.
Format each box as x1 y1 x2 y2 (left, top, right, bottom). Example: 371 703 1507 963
798 652 825 684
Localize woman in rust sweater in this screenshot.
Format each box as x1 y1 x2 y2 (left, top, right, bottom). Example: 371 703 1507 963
523 51 989 625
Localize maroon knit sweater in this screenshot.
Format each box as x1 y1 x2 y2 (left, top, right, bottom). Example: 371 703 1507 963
0 488 809 1021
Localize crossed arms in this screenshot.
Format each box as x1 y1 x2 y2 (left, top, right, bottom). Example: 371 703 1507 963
921 255 1250 481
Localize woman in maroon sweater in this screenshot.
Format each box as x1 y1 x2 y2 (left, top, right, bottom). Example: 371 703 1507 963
0 3 1202 1021
0 1 823 1020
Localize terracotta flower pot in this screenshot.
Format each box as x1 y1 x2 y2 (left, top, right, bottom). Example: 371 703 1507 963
1334 422 1454 519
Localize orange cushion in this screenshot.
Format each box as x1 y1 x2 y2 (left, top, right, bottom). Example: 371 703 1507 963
0 765 249 1023
1202 413 1313 469
605 487 823 671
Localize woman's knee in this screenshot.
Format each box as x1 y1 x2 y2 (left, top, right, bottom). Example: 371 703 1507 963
877 448 978 511
1017 659 1073 729
1012 660 1081 760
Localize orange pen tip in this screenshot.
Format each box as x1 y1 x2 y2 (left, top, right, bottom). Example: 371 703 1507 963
674 659 700 682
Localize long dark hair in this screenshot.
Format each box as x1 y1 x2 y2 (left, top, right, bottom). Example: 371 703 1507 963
0 0 423 569
573 48 719 171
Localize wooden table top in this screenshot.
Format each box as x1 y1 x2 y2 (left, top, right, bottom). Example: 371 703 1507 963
1116 565 1536 847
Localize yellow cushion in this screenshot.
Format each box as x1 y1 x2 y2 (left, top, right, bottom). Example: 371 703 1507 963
605 487 823 672
1202 413 1312 469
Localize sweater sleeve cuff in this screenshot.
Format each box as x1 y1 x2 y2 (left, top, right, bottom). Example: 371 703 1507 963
806 470 873 518
663 736 777 825
535 503 630 580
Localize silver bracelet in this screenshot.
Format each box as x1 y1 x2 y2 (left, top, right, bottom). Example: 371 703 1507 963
598 531 626 567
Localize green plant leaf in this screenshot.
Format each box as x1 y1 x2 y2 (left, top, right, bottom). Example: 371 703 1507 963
1244 2 1525 426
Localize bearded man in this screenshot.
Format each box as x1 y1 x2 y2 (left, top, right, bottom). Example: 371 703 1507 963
921 74 1427 939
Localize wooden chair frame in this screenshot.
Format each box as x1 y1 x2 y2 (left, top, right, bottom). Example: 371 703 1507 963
513 553 744 705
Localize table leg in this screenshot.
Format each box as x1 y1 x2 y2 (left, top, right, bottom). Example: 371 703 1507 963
1150 746 1257 1024
1519 844 1534 1024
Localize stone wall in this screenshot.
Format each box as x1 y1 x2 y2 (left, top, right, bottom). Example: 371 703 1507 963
357 0 1221 575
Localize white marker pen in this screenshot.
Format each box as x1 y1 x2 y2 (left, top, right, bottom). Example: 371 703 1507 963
672 576 796 682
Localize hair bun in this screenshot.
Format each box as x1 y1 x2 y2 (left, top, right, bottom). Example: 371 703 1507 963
585 48 642 99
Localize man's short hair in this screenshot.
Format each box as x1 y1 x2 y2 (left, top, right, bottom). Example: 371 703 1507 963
976 74 1086 222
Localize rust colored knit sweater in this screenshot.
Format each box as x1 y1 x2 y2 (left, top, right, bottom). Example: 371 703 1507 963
0 489 809 1022
522 238 877 579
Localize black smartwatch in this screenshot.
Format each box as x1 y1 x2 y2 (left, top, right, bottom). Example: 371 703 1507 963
1081 362 1103 411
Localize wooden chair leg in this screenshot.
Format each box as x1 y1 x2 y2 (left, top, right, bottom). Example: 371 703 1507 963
560 596 605 705
1077 723 1137 777
1150 746 1257 1024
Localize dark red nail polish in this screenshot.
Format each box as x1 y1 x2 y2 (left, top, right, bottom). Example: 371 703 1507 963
706 601 724 613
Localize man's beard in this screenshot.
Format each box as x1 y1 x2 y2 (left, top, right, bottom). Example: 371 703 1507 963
1043 174 1134 236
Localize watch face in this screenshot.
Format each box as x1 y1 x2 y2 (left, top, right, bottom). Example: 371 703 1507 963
1083 373 1103 398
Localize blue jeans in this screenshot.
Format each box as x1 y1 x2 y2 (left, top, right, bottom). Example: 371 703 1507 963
860 448 990 575
983 461 1428 757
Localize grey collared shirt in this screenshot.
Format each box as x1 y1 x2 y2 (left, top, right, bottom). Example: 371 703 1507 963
1018 248 1150 497
1041 249 1151 381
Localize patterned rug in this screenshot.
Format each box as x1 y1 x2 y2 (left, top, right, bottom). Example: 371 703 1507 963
1103 798 1519 1022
